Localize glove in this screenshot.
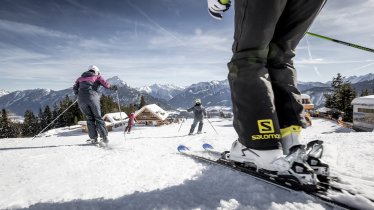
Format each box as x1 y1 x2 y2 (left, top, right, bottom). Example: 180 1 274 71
110 85 118 91
207 0 231 20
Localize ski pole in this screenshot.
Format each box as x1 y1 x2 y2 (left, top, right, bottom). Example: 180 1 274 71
178 119 184 132
307 32 374 53
115 90 126 137
206 118 218 134
32 99 78 140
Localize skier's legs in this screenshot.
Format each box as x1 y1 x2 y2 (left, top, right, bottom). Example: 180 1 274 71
189 119 199 134
229 0 287 150
267 0 326 153
78 101 98 140
89 100 108 140
127 125 132 133
197 119 204 132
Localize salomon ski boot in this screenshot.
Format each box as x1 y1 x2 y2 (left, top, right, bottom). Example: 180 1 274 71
305 140 330 182
281 126 330 182
280 125 302 155
229 140 319 190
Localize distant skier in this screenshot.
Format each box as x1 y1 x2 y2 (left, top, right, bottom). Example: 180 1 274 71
207 0 328 186
73 65 117 145
125 113 136 134
187 99 207 135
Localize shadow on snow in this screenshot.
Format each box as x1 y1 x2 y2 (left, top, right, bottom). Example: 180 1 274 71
18 163 327 210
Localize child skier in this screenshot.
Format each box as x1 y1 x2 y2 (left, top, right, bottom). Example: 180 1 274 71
207 0 328 187
73 65 117 146
125 113 136 134
187 99 207 135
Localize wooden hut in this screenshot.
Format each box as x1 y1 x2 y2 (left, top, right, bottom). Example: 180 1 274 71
135 104 169 126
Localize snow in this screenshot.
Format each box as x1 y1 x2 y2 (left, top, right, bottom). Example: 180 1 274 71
0 89 10 97
106 76 127 87
103 112 128 123
346 73 374 84
352 95 374 106
137 84 184 101
135 104 169 120
1 118 374 209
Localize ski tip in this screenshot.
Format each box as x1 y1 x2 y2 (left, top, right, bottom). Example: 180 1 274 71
202 143 214 150
177 145 190 152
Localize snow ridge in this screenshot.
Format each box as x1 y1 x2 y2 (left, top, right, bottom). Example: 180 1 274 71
138 84 184 101
0 89 10 97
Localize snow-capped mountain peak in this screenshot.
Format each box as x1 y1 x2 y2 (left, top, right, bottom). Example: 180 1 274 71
107 76 127 87
138 83 185 101
346 73 374 84
0 89 10 97
138 85 152 94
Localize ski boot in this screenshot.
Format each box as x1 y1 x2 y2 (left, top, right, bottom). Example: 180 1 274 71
280 125 302 155
86 138 98 144
305 140 330 182
99 138 109 147
197 131 202 134
280 126 330 182
228 140 319 190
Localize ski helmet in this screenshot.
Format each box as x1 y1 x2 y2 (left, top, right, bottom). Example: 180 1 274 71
88 65 100 75
195 98 201 105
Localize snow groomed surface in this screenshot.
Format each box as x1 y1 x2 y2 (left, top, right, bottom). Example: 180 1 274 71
1 118 374 210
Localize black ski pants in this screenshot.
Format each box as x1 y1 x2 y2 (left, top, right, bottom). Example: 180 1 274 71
228 0 326 150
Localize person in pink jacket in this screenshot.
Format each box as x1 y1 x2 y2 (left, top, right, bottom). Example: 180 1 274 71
125 113 136 134
73 65 117 145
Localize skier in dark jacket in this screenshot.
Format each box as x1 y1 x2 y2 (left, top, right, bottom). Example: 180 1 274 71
187 99 207 135
73 65 117 145
207 0 328 186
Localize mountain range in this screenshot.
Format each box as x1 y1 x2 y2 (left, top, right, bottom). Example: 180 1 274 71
0 90 9 97
0 73 373 116
138 84 185 101
0 76 172 116
299 73 374 108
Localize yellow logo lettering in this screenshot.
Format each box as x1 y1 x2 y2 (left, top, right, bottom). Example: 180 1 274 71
257 119 274 134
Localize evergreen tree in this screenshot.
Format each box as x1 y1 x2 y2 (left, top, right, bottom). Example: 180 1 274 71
331 73 344 89
360 88 369 97
44 105 53 126
0 109 16 138
52 103 62 128
22 110 39 137
59 95 75 127
100 94 117 116
139 95 146 108
123 103 137 115
38 108 46 131
12 122 22 138
72 102 83 124
0 109 4 138
324 73 356 122
325 73 343 109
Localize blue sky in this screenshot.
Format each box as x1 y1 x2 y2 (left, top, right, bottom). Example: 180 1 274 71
0 0 374 91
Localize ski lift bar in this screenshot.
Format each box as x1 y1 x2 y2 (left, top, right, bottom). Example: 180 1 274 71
307 32 374 53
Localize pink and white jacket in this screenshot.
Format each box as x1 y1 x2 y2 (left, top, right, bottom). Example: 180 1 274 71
73 70 110 98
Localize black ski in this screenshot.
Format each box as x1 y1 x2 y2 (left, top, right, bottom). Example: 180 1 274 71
177 144 374 210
